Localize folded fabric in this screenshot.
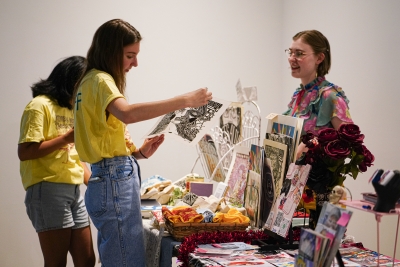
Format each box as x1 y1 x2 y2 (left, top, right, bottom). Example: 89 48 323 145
212 208 250 224
162 206 204 223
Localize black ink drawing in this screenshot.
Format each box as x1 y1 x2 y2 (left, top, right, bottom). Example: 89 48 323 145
219 102 242 145
144 98 230 146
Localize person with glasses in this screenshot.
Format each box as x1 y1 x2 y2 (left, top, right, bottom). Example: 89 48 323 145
283 30 353 159
282 30 354 229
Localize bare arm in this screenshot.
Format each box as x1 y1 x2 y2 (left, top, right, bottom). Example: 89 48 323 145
107 88 212 124
81 162 91 186
18 128 74 161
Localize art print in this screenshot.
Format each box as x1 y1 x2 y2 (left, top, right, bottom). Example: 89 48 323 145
263 139 287 202
258 157 274 228
249 144 263 175
244 170 261 227
272 122 295 138
143 98 231 146
219 102 243 145
197 134 225 182
264 163 310 238
265 113 303 164
224 146 250 205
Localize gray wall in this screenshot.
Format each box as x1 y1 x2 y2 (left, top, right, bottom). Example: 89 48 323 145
1 0 399 266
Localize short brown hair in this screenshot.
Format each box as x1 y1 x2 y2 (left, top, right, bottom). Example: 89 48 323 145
86 19 142 95
293 30 331 77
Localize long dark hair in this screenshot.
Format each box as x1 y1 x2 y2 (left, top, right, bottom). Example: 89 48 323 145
31 56 87 110
86 19 142 95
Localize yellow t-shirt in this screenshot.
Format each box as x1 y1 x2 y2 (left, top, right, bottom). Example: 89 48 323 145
74 69 136 164
19 95 84 190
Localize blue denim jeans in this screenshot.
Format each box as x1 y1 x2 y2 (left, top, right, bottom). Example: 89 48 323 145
86 156 145 267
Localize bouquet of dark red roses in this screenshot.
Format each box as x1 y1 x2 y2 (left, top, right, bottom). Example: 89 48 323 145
300 123 375 191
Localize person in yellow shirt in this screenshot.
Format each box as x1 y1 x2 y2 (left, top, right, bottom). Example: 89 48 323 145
18 56 95 267
74 19 213 267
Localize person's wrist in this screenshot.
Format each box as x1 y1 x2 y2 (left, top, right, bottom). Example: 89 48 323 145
139 148 148 159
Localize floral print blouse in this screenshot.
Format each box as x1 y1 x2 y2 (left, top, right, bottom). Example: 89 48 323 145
283 76 353 135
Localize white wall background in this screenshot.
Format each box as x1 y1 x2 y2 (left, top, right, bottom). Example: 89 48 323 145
1 0 399 266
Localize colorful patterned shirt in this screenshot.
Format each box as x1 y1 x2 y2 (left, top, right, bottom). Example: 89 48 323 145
283 76 353 135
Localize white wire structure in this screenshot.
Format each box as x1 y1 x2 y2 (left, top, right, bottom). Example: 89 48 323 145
194 101 261 182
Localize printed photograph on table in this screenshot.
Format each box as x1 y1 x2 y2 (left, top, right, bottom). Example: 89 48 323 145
224 145 250 206
143 97 231 146
220 102 243 145
197 134 226 182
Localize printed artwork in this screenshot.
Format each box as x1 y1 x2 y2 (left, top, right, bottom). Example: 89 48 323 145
244 170 261 227
143 98 230 146
265 113 303 164
272 122 295 138
219 102 243 145
197 134 226 182
245 144 263 227
264 163 310 238
263 139 287 202
258 157 274 228
224 146 250 205
249 144 263 175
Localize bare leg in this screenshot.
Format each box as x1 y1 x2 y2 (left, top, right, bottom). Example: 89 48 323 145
38 228 72 267
69 226 96 267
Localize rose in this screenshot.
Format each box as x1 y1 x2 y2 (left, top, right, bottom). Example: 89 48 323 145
324 139 351 160
339 123 365 144
355 145 374 171
317 128 339 144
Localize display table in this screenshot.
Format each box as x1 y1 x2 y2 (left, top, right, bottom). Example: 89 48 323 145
340 200 400 267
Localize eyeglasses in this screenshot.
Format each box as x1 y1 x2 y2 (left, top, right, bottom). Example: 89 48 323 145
285 49 313 60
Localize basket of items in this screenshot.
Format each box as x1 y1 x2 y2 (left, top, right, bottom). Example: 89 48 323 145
162 206 250 241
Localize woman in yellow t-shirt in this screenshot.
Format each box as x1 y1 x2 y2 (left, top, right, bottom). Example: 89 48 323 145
74 19 213 267
18 56 95 267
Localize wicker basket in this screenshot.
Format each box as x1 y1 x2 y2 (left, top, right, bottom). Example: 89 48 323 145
164 219 250 241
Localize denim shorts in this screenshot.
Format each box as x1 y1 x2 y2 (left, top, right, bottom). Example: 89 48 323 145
25 182 90 233
87 156 145 267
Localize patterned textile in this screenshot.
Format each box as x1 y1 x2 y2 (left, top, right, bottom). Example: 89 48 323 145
283 76 353 135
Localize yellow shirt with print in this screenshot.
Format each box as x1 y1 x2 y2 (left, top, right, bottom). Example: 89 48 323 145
74 69 136 164
19 95 84 190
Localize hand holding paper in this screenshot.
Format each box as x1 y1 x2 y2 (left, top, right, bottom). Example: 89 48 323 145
137 134 165 159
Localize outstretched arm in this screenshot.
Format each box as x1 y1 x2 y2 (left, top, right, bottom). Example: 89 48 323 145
107 88 212 124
